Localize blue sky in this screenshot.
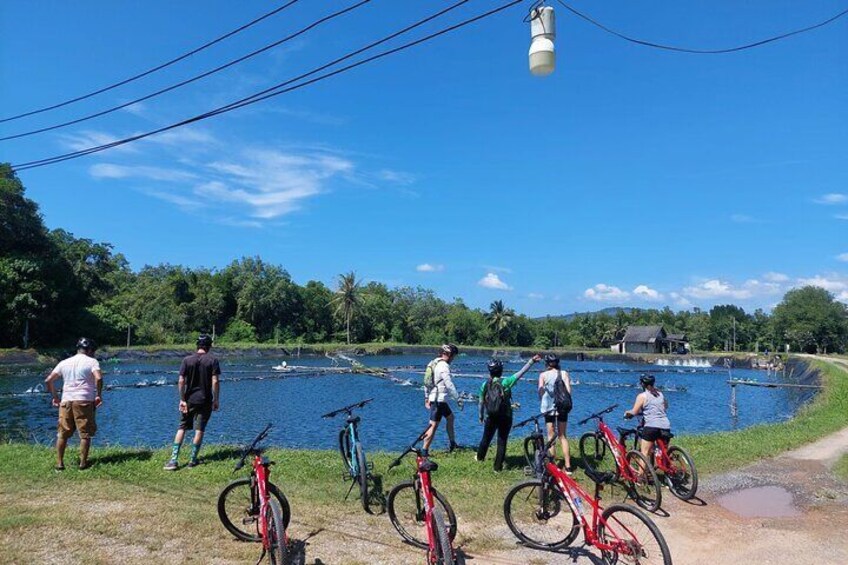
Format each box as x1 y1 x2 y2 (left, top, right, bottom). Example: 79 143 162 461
2 0 846 316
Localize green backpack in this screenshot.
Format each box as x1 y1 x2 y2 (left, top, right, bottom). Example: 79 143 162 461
423 358 441 389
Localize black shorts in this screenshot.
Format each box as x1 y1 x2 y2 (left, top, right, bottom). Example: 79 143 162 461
544 412 568 425
429 402 453 422
640 427 669 442
179 404 212 431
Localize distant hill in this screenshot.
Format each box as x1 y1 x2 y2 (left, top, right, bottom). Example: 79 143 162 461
534 307 633 321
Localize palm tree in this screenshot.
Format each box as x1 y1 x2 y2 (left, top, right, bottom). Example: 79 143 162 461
331 272 361 344
486 300 514 345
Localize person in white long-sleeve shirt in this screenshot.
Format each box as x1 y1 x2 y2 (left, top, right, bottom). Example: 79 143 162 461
422 344 461 455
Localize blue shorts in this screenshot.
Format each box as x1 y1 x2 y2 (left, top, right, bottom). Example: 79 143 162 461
429 402 453 422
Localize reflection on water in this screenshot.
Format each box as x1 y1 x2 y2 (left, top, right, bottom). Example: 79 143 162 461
0 354 815 450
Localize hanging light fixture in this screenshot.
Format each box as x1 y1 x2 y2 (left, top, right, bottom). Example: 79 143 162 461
528 4 556 76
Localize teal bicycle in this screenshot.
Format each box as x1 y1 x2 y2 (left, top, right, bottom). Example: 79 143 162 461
322 398 381 513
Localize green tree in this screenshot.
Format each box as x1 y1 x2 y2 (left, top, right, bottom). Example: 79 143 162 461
486 300 514 345
772 287 848 353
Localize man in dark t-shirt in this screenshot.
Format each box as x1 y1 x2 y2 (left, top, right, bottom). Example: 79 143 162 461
164 334 221 470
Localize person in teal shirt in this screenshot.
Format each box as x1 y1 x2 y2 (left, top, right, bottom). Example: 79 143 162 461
475 354 542 471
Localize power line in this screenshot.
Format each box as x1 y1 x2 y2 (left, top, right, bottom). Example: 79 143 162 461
0 1 301 124
556 0 848 54
12 0 521 171
0 0 373 142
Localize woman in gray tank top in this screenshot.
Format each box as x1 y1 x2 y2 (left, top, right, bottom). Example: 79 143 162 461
624 374 670 463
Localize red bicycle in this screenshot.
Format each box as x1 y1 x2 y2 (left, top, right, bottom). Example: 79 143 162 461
621 425 699 501
387 429 458 565
578 405 662 512
505 412 672 564
218 423 291 564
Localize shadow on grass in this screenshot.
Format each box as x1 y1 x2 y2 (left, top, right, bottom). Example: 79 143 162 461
461 544 606 565
201 447 246 463
366 473 387 515
93 450 154 466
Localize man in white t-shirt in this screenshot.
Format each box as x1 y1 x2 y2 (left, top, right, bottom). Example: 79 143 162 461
45 337 103 471
421 344 461 456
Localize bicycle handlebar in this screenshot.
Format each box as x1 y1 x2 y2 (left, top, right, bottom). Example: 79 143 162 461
387 427 430 471
233 422 273 472
321 398 374 419
577 404 619 426
512 409 557 430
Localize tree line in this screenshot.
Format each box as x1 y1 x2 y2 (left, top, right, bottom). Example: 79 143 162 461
2 164 847 353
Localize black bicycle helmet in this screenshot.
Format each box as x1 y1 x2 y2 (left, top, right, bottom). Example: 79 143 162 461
544 353 560 367
197 334 213 350
487 359 504 377
76 337 96 352
440 343 459 357
639 374 656 388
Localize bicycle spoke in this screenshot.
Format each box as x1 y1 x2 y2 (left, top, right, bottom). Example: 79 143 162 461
504 481 578 549
600 506 670 565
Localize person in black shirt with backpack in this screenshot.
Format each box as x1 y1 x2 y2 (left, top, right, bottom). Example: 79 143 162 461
475 354 542 471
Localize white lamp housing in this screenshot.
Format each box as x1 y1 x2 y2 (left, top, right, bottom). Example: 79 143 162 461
529 5 556 76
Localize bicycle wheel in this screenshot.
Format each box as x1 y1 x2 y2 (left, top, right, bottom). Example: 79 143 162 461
339 427 353 474
580 432 616 476
624 451 662 513
666 446 698 500
218 478 291 542
355 442 371 513
503 479 580 550
266 498 288 565
598 503 671 565
523 436 538 468
387 481 457 549
431 508 455 565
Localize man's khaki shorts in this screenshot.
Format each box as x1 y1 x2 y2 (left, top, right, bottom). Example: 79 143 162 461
57 401 97 439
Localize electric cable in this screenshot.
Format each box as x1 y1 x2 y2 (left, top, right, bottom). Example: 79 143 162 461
12 0 521 171
556 0 848 54
0 0 301 124
0 0 372 142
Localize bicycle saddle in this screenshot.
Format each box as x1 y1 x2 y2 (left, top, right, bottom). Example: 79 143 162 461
617 427 637 437
583 466 615 485
660 430 675 440
418 459 439 472
346 415 361 425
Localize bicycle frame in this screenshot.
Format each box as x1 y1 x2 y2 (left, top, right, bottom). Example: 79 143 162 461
581 405 642 484
252 453 286 553
346 420 361 476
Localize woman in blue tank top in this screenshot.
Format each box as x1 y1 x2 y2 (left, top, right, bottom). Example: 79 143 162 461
624 374 670 463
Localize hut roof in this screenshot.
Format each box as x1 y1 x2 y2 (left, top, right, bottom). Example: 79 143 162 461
622 325 666 344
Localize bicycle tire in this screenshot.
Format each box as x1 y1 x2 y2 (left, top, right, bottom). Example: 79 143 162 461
598 503 672 565
666 446 698 500
523 436 538 467
502 479 580 550
387 481 457 549
339 427 354 475
579 432 616 476
432 508 455 565
624 450 662 513
218 478 291 542
355 442 371 513
266 498 288 565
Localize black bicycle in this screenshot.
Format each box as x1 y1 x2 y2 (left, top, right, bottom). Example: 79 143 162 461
322 398 381 513
515 411 551 477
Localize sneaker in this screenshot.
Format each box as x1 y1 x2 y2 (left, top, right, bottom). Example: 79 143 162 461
449 442 463 453
565 466 575 476
78 462 92 471
186 459 199 468
54 464 65 472
163 459 178 471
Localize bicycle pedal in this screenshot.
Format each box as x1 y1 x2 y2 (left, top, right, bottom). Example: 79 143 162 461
523 466 535 477
342 472 350 481
366 461 374 471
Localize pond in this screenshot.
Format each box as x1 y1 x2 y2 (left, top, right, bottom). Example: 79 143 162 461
0 354 816 451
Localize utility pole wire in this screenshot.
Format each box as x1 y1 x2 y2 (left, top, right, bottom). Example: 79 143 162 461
0 0 373 142
556 0 848 54
0 1 301 124
12 0 520 171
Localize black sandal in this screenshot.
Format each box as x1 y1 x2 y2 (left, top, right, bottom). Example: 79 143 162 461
54 465 65 472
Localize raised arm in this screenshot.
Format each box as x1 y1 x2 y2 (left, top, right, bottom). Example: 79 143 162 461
514 354 542 382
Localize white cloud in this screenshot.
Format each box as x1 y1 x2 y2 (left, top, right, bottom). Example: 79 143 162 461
150 127 218 148
416 264 444 273
764 272 790 283
584 284 629 302
633 285 663 301
377 169 416 185
837 254 848 263
527 293 545 300
482 265 513 274
730 214 759 223
814 193 847 205
836 214 848 220
60 130 138 153
89 163 198 182
478 273 512 290
796 275 847 293
669 292 692 308
121 102 147 117
683 279 762 300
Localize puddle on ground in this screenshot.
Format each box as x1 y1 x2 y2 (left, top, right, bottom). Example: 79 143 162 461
717 485 802 518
